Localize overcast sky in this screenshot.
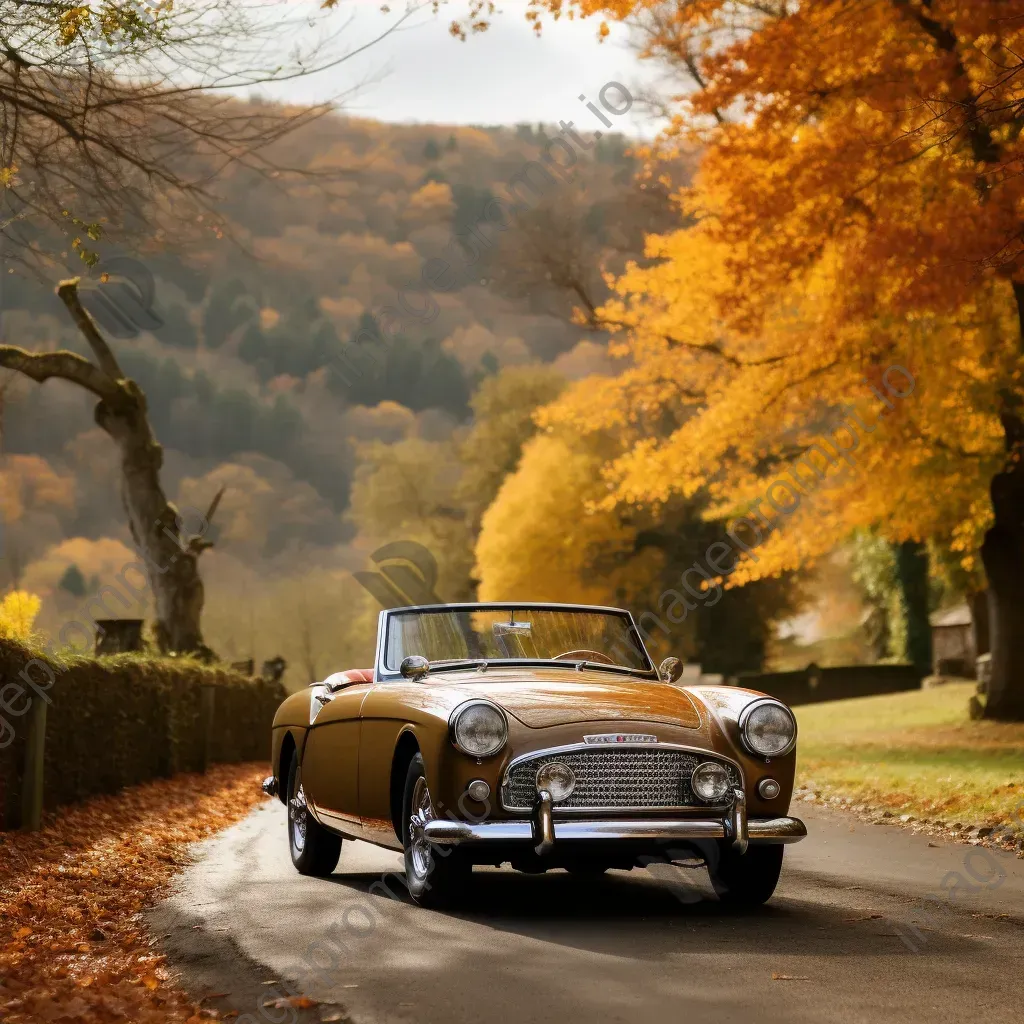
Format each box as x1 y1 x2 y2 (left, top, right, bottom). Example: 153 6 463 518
251 2 667 135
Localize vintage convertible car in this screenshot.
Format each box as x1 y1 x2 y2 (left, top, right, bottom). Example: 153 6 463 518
263 602 806 908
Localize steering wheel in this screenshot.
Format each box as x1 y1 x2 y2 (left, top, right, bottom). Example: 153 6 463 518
553 649 615 665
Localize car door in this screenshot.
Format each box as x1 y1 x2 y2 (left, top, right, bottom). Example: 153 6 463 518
300 683 371 836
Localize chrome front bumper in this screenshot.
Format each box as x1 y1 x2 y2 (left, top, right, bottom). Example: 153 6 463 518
423 787 806 855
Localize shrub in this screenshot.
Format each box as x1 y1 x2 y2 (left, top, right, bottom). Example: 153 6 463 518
0 592 42 641
0 638 285 830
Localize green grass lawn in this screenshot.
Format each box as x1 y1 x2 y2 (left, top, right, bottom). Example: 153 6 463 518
795 683 1024 826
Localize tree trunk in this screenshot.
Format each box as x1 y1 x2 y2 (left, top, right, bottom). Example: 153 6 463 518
894 540 932 678
0 280 211 656
968 589 989 658
980 447 1024 719
96 378 207 654
979 282 1024 720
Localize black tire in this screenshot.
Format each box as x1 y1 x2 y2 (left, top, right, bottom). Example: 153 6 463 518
709 843 784 906
402 753 471 909
286 749 342 877
567 865 609 877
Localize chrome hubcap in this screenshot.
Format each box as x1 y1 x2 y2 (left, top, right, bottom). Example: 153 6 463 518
408 776 435 880
289 776 308 853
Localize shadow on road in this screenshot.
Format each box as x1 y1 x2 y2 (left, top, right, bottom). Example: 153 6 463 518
322 864 976 960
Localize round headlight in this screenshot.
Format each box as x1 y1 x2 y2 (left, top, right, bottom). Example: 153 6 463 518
536 761 576 803
451 701 507 757
740 699 797 757
691 761 731 802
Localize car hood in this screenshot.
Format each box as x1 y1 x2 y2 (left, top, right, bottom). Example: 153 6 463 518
423 667 702 729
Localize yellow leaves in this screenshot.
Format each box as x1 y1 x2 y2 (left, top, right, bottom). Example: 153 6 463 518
0 591 42 641
57 6 92 46
474 431 663 605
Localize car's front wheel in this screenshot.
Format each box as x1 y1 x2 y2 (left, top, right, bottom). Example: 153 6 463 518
286 750 342 876
402 753 471 908
709 843 784 906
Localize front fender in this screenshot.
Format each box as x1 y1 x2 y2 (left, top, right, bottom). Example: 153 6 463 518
269 689 317 801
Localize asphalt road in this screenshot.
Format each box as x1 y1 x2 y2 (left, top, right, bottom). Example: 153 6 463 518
152 800 1024 1024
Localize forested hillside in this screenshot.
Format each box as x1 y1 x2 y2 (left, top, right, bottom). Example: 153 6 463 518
0 110 674 679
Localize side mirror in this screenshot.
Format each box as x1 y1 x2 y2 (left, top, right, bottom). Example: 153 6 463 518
659 657 683 683
400 655 430 680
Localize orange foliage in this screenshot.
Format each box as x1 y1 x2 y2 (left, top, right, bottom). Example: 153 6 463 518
486 1 1024 587
0 764 266 1023
0 456 76 525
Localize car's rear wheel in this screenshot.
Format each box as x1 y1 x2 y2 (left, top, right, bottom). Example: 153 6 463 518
709 843 784 906
287 749 342 876
402 753 471 908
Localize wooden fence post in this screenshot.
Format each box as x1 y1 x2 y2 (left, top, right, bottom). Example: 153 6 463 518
200 684 216 774
21 697 47 831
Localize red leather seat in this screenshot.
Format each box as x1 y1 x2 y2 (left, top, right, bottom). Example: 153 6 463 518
339 668 374 684
318 668 374 690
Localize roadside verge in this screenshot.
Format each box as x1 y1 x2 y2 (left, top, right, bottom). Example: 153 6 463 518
0 763 267 1023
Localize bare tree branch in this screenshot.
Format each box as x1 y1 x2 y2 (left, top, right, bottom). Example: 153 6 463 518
0 341 113 395
56 276 124 378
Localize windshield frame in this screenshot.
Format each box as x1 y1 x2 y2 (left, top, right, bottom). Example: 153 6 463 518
374 602 659 681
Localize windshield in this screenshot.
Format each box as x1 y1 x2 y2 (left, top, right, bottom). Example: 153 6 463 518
382 606 653 673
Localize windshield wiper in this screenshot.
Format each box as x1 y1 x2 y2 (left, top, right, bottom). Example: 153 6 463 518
572 661 645 675
404 658 651 677
422 659 489 674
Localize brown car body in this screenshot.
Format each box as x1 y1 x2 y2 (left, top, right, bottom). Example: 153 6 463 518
265 603 805 895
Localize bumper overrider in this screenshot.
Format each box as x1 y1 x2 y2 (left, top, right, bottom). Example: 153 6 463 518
423 787 806 856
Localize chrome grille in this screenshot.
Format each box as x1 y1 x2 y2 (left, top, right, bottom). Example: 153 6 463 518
500 746 741 812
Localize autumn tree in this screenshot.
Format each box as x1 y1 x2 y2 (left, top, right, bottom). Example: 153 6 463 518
347 435 478 603
481 0 1024 718
0 0 411 651
456 364 566 532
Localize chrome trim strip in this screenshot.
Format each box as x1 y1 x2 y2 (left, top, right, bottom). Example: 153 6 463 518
309 686 331 725
422 815 806 846
500 741 745 813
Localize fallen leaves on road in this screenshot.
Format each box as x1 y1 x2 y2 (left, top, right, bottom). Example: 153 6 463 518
0 763 267 1023
268 995 319 1009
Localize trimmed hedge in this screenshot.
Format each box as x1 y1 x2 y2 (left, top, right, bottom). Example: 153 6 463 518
730 663 922 706
0 638 285 830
